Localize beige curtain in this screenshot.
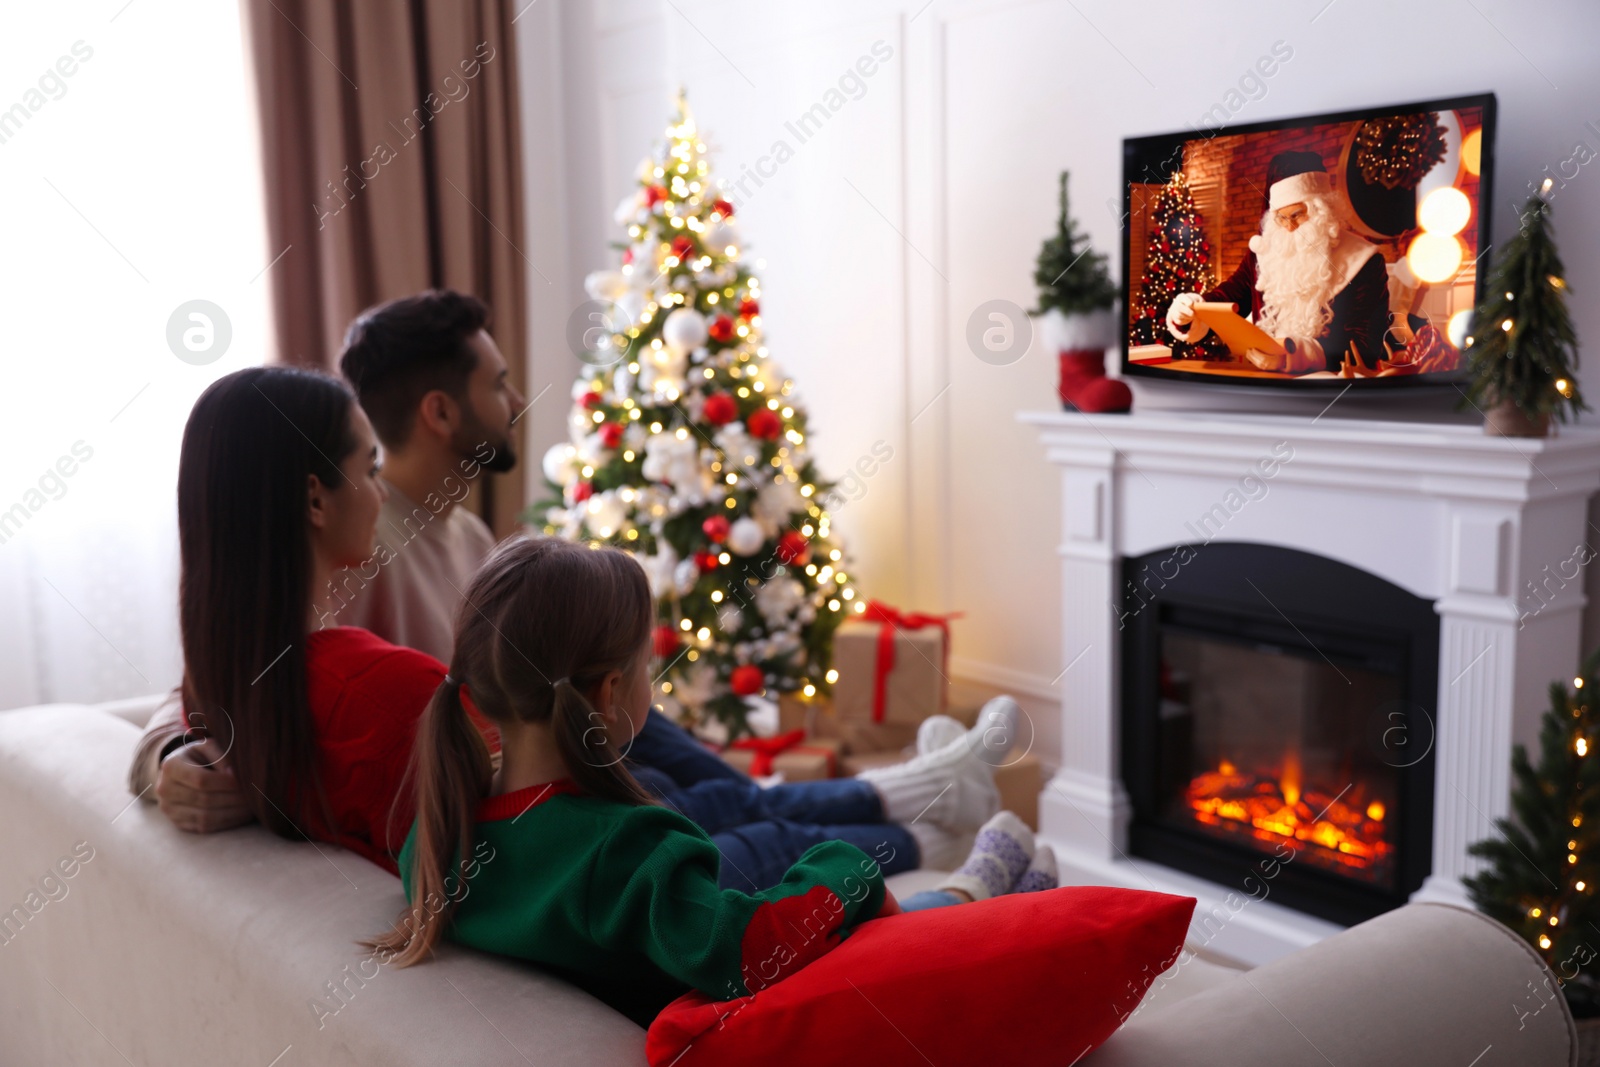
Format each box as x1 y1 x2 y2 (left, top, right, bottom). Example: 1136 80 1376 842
241 0 528 535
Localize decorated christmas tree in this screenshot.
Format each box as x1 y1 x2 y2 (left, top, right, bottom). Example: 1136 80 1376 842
1128 171 1225 359
1465 648 1600 1016
1031 170 1115 318
1459 182 1587 436
532 93 857 737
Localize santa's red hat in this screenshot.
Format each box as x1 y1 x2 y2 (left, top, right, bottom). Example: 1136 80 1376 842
1264 151 1331 210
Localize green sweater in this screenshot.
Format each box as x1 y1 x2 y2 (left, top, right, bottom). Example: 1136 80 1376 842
399 778 888 1026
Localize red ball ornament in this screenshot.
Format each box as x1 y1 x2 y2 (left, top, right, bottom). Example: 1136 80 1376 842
581 391 605 410
622 247 634 266
730 664 765 696
599 422 624 449
702 515 731 543
746 408 782 440
738 297 760 319
694 550 720 572
703 392 738 425
652 624 680 659
708 314 736 344
671 234 696 260
645 185 668 207
712 198 735 217
572 482 593 503
775 531 810 565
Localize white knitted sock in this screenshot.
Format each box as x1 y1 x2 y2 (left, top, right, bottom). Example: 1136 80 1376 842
860 743 998 832
916 715 965 756
970 696 1022 768
936 811 1035 901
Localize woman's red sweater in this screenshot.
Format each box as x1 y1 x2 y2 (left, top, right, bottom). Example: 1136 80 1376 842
187 626 494 876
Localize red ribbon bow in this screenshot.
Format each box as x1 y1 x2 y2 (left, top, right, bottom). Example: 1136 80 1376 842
728 729 836 777
858 600 962 723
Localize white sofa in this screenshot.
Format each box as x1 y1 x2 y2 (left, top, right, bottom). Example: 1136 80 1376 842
0 698 1578 1066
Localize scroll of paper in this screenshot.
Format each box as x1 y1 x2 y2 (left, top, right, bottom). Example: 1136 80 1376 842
1190 301 1286 358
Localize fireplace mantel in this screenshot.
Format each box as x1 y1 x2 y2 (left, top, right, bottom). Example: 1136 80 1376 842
1021 407 1600 962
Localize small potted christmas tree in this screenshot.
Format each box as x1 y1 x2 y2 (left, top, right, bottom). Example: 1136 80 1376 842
1459 180 1587 437
1465 647 1600 1043
1031 171 1126 413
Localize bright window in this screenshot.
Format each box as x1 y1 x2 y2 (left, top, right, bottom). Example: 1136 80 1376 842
0 1 269 707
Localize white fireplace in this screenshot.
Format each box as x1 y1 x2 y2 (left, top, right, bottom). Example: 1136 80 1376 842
1022 407 1600 964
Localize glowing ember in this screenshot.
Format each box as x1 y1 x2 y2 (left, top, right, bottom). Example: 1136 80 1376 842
1185 762 1392 871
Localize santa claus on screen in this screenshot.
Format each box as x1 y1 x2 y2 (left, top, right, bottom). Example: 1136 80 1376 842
1166 151 1390 373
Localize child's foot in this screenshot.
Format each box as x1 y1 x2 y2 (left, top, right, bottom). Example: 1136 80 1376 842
1012 844 1058 893
935 811 1034 901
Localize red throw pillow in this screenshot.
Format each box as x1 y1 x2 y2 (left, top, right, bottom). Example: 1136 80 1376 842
646 886 1195 1066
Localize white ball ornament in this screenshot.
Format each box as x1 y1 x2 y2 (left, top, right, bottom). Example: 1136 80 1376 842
584 269 629 303
615 290 645 327
727 516 765 556
662 307 709 356
674 558 700 595
542 442 577 484
706 218 740 255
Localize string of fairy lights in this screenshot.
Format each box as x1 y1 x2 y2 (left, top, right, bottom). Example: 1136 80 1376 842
1528 674 1591 953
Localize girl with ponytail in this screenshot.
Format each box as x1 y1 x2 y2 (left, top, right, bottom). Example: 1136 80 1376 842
367 536 901 1024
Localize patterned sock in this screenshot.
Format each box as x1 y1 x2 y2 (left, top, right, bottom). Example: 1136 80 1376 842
1012 844 1058 893
935 811 1034 901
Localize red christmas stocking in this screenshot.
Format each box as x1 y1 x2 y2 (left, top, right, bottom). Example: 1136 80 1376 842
1058 350 1132 413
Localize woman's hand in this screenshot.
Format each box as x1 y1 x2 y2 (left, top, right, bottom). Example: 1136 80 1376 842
154 741 254 833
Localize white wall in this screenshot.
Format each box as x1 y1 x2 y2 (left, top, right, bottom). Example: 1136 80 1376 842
520 0 1600 764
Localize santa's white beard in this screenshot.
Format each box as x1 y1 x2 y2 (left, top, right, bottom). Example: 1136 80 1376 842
1254 198 1343 342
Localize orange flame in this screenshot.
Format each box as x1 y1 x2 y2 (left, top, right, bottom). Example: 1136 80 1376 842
1184 760 1392 872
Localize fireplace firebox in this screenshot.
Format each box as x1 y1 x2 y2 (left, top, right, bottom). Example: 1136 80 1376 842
1121 543 1438 926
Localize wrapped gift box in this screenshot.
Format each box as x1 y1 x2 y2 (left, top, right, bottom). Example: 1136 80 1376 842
720 733 842 781
780 693 979 756
840 749 1043 830
832 614 949 728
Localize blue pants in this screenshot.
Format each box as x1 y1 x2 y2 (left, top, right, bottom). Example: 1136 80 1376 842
626 709 919 892
900 890 963 911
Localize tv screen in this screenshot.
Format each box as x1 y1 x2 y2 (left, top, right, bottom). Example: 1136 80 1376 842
1119 93 1495 390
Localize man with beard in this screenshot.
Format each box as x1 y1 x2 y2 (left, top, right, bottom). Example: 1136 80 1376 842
1166 151 1390 373
332 289 525 662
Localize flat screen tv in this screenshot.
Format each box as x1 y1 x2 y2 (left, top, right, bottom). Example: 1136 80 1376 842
1119 93 1496 391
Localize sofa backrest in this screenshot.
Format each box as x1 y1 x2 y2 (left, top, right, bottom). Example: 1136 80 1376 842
0 704 646 1066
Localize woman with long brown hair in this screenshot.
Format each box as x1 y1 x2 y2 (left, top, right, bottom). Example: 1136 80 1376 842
163 365 477 868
